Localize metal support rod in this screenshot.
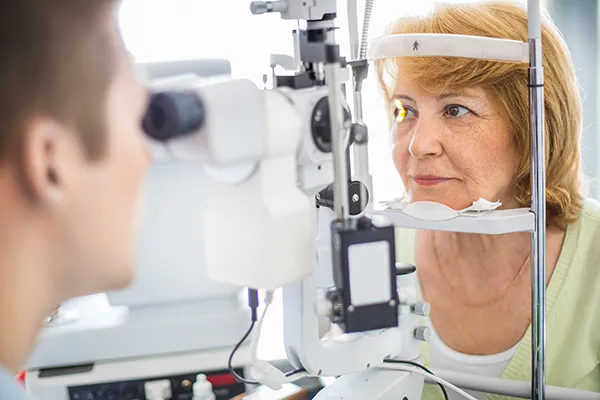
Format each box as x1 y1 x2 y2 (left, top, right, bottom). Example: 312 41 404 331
529 35 546 400
348 0 374 212
352 92 371 211
326 62 351 221
347 0 360 60
428 368 600 400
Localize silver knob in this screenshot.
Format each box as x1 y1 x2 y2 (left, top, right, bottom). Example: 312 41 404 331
250 1 288 15
250 1 268 14
412 301 431 317
414 326 431 342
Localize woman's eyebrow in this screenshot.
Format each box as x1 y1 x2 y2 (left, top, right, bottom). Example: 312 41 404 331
391 91 485 104
391 94 416 103
438 91 483 101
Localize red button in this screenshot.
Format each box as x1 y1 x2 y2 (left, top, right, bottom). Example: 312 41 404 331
206 373 237 387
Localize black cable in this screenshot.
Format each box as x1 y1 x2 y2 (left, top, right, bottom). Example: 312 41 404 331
248 289 259 322
228 320 260 385
230 289 306 385
383 359 450 400
229 289 261 385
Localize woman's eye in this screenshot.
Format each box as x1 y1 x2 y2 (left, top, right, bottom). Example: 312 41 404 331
393 99 416 122
444 105 470 117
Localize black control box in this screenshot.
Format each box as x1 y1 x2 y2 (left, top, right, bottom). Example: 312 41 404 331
330 217 398 333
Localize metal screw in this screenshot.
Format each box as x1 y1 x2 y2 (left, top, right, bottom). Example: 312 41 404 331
316 193 321 200
348 305 355 313
352 194 360 203
182 380 192 388
315 110 322 122
355 132 365 142
389 299 397 307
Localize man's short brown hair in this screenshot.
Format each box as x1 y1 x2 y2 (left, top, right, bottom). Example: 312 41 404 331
0 1 118 161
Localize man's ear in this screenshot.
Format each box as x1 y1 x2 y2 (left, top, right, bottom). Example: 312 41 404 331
16 117 80 206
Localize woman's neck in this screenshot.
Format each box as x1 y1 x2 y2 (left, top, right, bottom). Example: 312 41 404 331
430 230 532 282
429 227 566 285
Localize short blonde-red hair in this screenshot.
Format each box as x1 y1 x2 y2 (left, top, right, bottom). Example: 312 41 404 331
376 1 583 230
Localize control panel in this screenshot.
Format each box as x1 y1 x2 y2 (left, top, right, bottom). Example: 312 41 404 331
67 368 246 400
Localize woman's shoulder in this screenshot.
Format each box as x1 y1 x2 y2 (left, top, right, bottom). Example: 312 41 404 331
546 198 600 381
569 198 600 251
555 197 600 311
579 197 600 223
557 198 600 270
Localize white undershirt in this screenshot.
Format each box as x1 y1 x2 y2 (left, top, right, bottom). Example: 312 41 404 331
426 317 520 400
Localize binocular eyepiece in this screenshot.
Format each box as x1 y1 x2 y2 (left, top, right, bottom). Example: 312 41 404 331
143 91 205 141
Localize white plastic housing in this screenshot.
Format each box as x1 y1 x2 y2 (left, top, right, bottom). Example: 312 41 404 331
313 369 424 400
283 208 422 378
368 33 529 63
278 86 336 194
376 207 535 234
277 0 337 21
158 78 268 166
204 90 313 290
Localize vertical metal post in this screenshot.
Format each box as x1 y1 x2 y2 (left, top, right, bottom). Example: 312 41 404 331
326 61 351 221
352 88 371 212
309 15 352 222
348 0 374 211
528 0 546 398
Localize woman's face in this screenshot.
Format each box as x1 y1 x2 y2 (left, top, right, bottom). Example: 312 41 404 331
391 76 520 210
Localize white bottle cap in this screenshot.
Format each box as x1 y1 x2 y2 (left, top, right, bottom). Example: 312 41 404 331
193 374 215 400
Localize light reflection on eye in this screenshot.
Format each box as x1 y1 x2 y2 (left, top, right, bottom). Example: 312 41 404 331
394 98 407 123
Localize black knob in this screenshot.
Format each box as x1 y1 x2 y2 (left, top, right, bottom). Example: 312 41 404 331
311 96 352 153
143 91 205 141
316 181 369 216
357 217 372 229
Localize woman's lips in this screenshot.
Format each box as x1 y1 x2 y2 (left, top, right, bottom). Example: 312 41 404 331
412 175 454 187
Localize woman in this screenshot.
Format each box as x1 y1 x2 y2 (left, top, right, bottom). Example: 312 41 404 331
375 2 600 399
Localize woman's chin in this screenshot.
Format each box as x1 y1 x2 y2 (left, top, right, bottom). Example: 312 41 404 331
407 193 473 211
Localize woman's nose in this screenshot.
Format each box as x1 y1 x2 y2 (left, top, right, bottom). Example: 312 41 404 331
408 118 443 159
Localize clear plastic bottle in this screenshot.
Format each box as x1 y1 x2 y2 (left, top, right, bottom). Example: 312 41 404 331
192 374 216 400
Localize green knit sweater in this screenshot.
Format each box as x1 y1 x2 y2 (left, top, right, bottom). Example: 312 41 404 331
395 198 600 400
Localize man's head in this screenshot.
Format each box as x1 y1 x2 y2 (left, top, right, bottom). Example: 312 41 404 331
0 1 151 299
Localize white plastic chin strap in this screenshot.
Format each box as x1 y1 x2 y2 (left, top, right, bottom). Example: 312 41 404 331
368 33 529 64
